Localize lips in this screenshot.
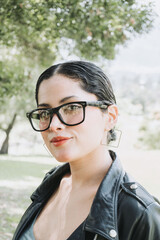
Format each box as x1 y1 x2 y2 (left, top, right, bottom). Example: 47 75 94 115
50 136 72 147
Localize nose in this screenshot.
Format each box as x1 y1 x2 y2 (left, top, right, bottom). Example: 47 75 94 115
49 114 65 132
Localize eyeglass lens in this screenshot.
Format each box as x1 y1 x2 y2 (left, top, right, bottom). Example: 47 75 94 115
30 103 84 131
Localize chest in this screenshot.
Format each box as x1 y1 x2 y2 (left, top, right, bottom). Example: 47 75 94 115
33 187 95 240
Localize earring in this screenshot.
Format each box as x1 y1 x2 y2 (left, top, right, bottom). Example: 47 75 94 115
43 143 53 157
101 129 122 147
108 129 122 148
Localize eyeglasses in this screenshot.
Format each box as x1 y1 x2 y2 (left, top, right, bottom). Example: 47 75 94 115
26 101 111 132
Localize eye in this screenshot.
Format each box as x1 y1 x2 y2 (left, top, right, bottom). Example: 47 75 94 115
62 104 82 114
39 110 50 121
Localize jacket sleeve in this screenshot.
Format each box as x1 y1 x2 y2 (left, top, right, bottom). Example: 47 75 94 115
132 201 160 240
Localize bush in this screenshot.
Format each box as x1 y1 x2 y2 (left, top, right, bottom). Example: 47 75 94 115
138 119 160 149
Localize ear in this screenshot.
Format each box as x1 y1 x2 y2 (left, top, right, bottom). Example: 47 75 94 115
105 104 118 131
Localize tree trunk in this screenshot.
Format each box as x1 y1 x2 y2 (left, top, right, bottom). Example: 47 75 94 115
0 113 17 154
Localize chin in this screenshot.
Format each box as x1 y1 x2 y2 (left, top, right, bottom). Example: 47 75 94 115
53 151 75 163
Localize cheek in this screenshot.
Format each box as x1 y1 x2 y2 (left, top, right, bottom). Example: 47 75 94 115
77 110 105 143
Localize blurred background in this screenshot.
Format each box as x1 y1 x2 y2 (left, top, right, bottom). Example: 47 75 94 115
0 0 160 239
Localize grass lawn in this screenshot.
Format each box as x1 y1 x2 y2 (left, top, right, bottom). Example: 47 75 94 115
0 155 56 240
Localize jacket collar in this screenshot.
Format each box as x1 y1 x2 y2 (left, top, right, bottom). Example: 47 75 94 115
84 150 124 239
31 163 70 202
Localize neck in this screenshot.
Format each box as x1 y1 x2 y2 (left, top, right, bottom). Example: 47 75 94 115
69 147 112 189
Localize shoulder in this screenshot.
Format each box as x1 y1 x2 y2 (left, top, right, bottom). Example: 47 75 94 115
119 172 160 207
118 173 160 239
119 179 160 221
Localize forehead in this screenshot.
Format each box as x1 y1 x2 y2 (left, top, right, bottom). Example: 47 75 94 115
38 74 97 105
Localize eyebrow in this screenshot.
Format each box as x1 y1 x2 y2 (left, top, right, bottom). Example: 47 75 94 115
59 96 77 104
38 103 51 108
38 95 77 108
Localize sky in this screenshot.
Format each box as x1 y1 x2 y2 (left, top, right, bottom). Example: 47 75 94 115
109 0 160 75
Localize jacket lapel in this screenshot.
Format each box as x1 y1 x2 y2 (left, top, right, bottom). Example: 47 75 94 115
84 152 124 240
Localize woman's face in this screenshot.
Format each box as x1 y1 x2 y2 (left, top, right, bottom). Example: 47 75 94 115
38 74 109 163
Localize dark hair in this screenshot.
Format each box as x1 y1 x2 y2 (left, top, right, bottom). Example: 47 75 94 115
35 61 117 143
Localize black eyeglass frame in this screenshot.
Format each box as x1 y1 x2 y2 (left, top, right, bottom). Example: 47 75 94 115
26 100 111 132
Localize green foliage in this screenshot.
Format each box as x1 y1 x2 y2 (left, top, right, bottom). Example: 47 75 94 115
0 55 36 129
114 74 160 115
138 120 160 150
0 55 37 133
0 0 155 101
0 0 155 61
0 60 27 99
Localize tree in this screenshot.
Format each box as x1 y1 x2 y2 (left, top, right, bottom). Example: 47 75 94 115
0 0 155 61
0 57 37 154
0 0 156 153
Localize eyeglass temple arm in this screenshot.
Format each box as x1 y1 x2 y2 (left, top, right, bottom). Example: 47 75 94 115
87 101 112 109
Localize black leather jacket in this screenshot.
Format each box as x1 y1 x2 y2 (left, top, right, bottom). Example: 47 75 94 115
13 151 160 240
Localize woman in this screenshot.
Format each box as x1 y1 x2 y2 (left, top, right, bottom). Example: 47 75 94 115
13 61 160 240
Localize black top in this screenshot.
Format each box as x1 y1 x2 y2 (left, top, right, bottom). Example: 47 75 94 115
19 211 86 240
19 192 86 240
